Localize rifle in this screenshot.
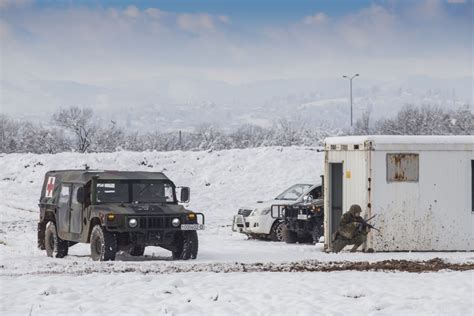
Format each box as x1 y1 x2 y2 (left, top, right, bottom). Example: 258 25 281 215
357 214 380 233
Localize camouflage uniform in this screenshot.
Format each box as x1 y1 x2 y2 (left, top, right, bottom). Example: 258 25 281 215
331 204 368 253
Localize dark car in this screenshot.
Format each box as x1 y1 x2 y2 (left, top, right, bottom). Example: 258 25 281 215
271 184 324 244
37 169 204 261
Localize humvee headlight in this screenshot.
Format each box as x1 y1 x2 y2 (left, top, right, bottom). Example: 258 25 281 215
171 218 181 227
107 213 116 221
187 213 196 221
129 218 138 228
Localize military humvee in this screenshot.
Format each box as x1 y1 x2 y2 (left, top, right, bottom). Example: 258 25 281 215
37 169 204 261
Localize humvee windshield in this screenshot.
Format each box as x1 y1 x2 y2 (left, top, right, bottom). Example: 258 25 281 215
96 180 175 204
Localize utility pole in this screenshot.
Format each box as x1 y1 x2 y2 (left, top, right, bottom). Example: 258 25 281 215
342 73 360 127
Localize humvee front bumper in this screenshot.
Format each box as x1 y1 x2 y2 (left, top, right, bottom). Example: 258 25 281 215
104 213 205 233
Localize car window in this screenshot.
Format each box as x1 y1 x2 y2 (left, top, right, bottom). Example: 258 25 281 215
275 184 313 200
308 186 322 199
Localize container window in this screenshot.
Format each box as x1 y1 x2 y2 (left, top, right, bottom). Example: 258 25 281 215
386 153 419 182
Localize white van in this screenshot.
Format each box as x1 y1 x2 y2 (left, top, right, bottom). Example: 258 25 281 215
232 183 322 241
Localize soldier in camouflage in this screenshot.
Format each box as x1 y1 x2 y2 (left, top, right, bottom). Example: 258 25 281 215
331 204 368 253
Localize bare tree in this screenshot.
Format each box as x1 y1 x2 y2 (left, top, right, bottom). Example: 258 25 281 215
52 107 97 152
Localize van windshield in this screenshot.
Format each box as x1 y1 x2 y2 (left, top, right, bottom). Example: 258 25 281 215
275 184 313 201
95 180 176 203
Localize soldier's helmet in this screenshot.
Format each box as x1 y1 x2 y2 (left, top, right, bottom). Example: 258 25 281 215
348 204 362 214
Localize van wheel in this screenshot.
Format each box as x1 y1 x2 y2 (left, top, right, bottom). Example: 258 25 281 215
270 221 285 241
90 225 117 261
127 245 145 257
172 231 198 260
45 222 68 258
283 226 297 244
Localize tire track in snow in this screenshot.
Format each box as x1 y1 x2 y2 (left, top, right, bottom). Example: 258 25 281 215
2 258 473 277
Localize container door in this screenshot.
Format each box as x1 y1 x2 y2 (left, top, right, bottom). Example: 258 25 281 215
69 185 83 234
329 163 343 238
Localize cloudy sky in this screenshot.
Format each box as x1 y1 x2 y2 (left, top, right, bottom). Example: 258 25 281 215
0 0 472 120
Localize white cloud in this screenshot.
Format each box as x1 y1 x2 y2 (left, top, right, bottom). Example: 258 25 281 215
145 8 165 18
177 13 215 33
303 12 328 25
217 15 230 24
0 0 32 10
123 5 140 18
0 19 10 38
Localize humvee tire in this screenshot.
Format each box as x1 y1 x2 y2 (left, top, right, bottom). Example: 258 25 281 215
270 220 285 242
282 226 297 244
45 222 69 258
90 225 117 261
172 231 198 260
128 245 145 257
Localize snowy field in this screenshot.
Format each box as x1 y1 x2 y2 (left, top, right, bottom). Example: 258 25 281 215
1 147 473 315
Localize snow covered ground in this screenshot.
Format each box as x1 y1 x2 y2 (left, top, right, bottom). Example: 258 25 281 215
1 147 473 315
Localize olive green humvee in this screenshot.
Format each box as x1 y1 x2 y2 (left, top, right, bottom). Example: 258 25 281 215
38 169 204 261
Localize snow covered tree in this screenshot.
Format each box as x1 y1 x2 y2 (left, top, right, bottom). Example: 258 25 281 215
93 120 125 152
448 106 473 135
0 114 19 153
352 107 372 135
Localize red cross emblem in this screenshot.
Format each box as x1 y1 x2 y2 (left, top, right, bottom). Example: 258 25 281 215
45 177 55 198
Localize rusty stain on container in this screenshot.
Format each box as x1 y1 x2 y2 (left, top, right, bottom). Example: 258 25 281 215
387 153 419 182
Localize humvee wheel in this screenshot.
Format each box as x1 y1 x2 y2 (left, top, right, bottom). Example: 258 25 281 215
90 225 117 261
282 226 297 244
172 231 198 260
45 222 68 258
270 221 285 242
127 245 145 257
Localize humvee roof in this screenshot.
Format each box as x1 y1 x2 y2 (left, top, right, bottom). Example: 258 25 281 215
41 170 171 199
45 170 170 183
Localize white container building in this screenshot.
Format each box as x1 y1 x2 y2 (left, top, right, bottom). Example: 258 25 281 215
323 135 473 252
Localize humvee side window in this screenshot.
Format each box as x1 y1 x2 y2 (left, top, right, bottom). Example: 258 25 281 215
59 185 70 205
71 185 81 206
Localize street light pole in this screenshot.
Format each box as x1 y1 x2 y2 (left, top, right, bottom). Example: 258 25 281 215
342 74 359 127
